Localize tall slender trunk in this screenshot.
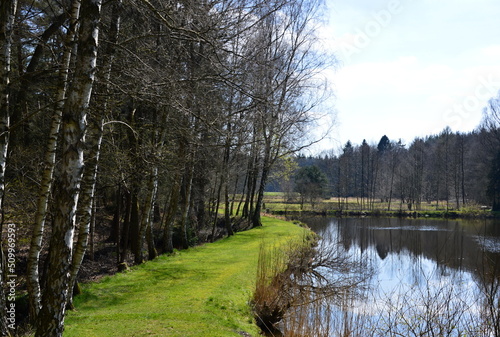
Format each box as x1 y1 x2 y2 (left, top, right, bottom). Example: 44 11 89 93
145 168 158 260
129 193 141 263
445 134 450 211
109 187 120 243
235 170 247 216
458 134 466 208
370 156 379 210
455 162 460 210
252 169 267 228
224 180 233 235
361 150 365 211
66 0 121 299
162 180 180 253
223 127 234 236
211 174 223 241
89 199 96 260
387 152 396 212
140 166 158 260
252 142 271 228
27 0 80 320
230 173 240 216
241 160 253 218
180 165 194 248
337 162 341 210
162 141 185 253
67 115 103 309
35 0 101 334
0 0 17 334
242 135 257 218
145 214 157 259
68 0 122 292
192 147 208 234
119 189 131 264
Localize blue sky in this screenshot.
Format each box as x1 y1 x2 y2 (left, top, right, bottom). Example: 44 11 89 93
317 0 500 150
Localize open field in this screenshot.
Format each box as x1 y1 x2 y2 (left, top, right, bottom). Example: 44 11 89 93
64 217 309 337
259 192 495 218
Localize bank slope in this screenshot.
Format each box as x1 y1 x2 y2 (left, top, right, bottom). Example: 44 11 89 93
64 217 308 337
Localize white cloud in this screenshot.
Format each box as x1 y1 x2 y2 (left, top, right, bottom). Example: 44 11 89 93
480 45 500 59
331 57 500 144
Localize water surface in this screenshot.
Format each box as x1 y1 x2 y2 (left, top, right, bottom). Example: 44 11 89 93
295 217 500 336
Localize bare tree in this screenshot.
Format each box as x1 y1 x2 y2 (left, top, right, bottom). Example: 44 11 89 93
35 0 102 334
27 0 81 320
68 0 123 308
0 0 17 334
248 0 330 227
482 94 500 148
481 94 500 211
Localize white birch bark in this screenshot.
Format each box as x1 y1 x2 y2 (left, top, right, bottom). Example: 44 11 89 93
0 0 17 335
67 0 122 308
67 116 102 309
35 0 102 335
26 0 81 320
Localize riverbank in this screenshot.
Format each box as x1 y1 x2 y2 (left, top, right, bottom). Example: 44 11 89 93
262 193 499 219
64 216 310 337
270 208 500 219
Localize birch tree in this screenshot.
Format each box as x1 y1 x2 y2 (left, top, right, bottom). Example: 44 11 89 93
68 0 122 307
0 0 17 334
249 0 329 226
27 0 81 320
35 0 102 334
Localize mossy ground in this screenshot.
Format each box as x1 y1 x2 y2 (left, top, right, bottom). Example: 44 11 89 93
64 217 309 337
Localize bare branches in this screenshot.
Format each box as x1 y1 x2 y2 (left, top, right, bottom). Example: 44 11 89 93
8 0 333 332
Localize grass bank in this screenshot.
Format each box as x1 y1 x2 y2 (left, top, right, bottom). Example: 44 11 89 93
64 217 309 337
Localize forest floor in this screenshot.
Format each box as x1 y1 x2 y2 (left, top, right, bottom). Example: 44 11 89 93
63 216 309 337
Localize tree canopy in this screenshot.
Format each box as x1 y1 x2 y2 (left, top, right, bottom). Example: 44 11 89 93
295 165 328 209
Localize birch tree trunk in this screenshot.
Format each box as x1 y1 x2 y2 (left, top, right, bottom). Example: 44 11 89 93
27 0 81 320
146 169 158 260
35 0 101 334
0 0 17 334
67 0 122 308
66 115 103 310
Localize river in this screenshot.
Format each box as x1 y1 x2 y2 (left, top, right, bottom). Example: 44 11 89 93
290 217 500 337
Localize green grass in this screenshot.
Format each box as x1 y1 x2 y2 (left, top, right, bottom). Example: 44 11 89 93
64 217 309 337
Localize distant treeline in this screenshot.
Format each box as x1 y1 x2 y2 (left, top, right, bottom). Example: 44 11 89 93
272 125 500 212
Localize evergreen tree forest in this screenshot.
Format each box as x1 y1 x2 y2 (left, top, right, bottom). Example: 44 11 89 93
292 101 500 213
0 0 331 335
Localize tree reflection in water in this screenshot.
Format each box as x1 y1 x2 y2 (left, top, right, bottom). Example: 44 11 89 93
279 217 500 337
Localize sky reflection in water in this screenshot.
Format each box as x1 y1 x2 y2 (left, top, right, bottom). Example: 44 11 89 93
301 217 500 332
